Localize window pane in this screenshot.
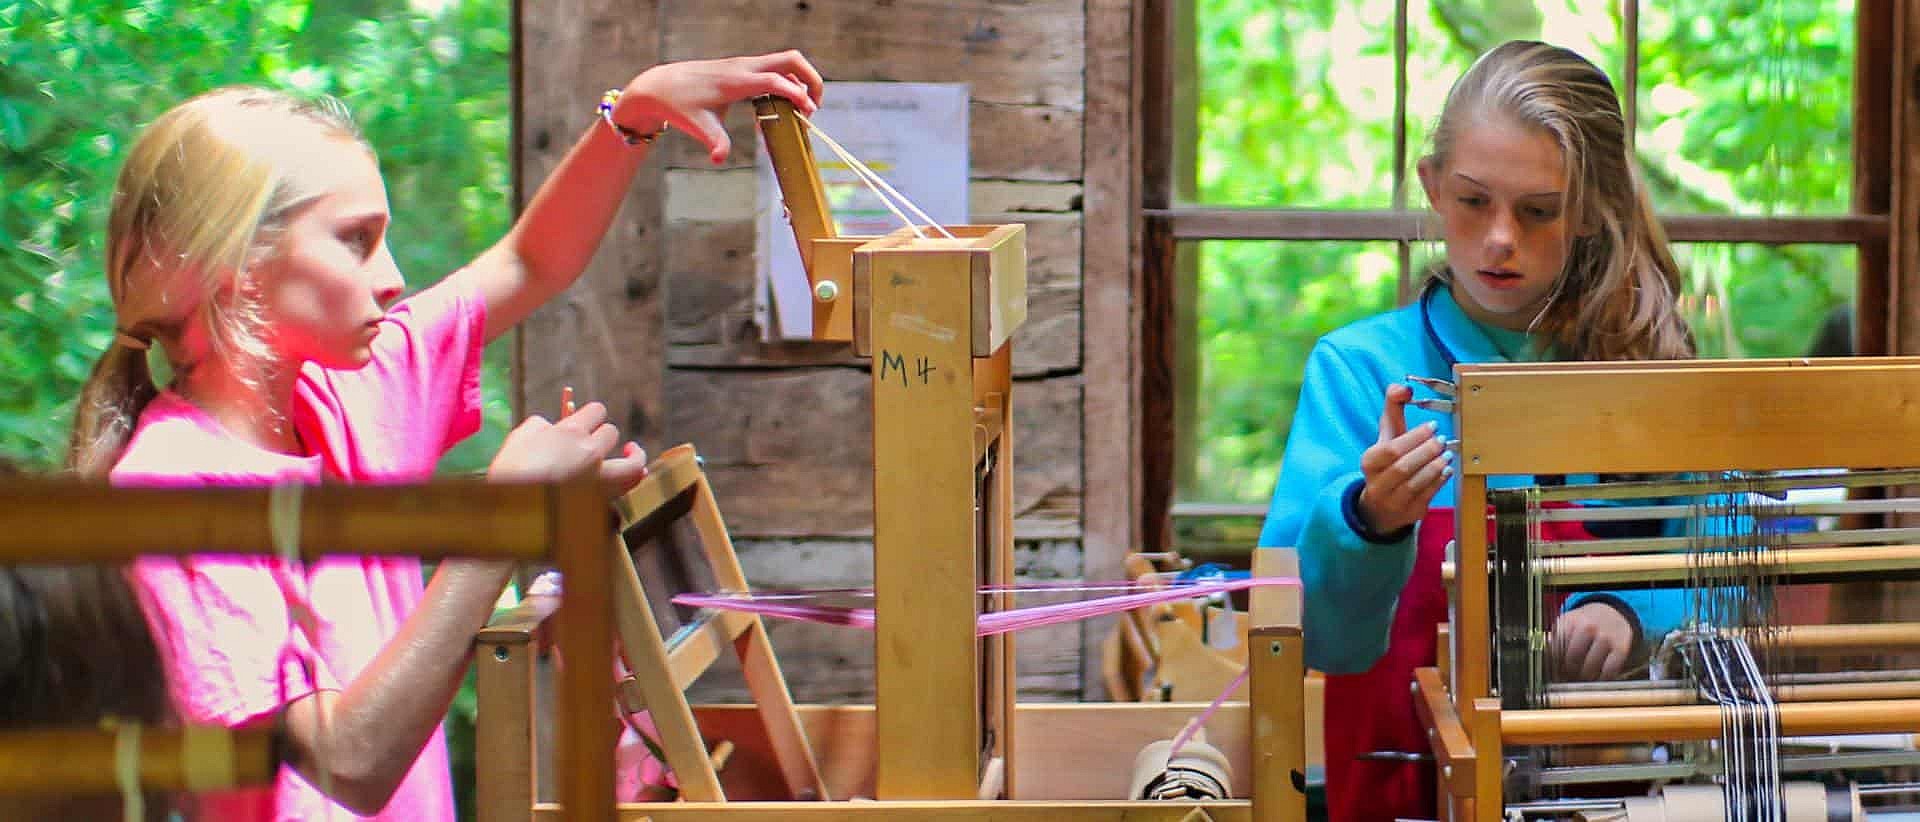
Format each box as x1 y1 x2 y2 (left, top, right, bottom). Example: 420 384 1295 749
1192 0 1397 207
1675 243 1856 358
1183 241 1401 504
1406 1 1624 195
1637 2 1854 215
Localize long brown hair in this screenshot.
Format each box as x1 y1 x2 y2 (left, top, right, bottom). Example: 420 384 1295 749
68 87 365 477
1427 40 1693 361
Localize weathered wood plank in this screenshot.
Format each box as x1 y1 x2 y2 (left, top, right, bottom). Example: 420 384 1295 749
663 370 1081 537
661 0 1084 108
516 0 665 446
972 181 1083 214
657 102 1082 183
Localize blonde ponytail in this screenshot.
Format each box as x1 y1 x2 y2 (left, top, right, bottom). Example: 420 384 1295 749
66 343 160 478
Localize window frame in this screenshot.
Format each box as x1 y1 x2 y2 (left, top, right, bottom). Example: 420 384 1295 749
1133 0 1899 539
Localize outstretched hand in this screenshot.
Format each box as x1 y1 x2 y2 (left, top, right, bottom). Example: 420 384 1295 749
615 50 826 165
1551 601 1637 681
1355 383 1453 535
488 402 649 498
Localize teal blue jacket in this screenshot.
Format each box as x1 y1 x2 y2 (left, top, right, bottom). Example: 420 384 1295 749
1255 283 1689 674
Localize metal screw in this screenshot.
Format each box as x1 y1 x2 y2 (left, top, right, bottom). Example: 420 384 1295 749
814 280 839 303
1471 384 1481 393
1269 640 1283 656
493 645 510 661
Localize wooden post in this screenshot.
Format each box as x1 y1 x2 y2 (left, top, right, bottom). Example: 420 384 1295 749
552 476 617 822
870 241 987 799
981 343 1018 798
475 631 538 822
1248 626 1306 822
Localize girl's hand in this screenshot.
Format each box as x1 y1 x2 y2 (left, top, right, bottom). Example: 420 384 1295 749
488 402 649 497
615 50 826 165
1355 383 1453 535
1551 601 1637 680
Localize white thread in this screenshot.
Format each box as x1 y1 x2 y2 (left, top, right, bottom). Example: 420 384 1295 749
179 724 235 793
105 717 143 822
269 482 302 564
269 482 335 819
793 112 957 240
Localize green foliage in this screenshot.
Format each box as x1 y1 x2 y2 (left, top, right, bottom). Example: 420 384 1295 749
1186 0 1857 503
0 0 514 475
1 2 513 816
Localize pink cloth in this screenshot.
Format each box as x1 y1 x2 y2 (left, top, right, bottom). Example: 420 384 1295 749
113 276 485 821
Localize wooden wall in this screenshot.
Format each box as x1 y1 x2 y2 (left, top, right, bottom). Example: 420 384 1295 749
515 0 1140 700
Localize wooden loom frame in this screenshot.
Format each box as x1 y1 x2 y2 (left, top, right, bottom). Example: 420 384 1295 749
0 476 621 820
467 95 1310 821
1423 357 1920 822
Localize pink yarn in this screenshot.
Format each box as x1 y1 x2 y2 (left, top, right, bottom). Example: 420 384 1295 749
671 576 1298 638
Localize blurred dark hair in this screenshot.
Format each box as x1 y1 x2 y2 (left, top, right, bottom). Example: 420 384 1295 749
0 457 172 817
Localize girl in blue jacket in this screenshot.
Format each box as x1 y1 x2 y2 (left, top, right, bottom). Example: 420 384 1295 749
1257 41 1697 820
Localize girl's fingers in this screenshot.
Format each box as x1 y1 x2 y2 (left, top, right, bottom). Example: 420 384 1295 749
1376 384 1413 443
556 401 608 432
747 71 814 113
750 50 824 103
585 423 620 455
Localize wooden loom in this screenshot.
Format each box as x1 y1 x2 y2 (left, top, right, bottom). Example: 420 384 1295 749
469 96 1310 820
0 475 623 820
1422 358 1920 821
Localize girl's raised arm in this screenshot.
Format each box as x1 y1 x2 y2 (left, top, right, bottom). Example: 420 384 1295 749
462 50 824 344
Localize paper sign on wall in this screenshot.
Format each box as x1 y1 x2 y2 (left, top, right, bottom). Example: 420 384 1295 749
755 82 970 340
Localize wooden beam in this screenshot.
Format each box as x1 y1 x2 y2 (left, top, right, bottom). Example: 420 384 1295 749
552 474 618 822
1083 0 1142 697
1895 0 1920 354
534 801 1254 821
1149 209 1889 245
1141 215 1177 551
1502 699 1920 745
1413 667 1475 798
1248 627 1307 821
1140 0 1175 210
1455 361 1920 475
1856 0 1894 356
476 635 537 822
0 726 275 797
0 480 550 562
1171 0 1202 503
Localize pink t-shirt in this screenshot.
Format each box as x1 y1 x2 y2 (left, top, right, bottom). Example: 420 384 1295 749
112 276 486 821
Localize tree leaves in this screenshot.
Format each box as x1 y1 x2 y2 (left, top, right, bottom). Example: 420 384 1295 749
0 0 513 472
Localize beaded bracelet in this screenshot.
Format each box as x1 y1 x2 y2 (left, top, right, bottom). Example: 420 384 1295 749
598 88 668 146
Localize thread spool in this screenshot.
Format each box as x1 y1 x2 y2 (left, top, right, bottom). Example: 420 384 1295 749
1129 729 1233 801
